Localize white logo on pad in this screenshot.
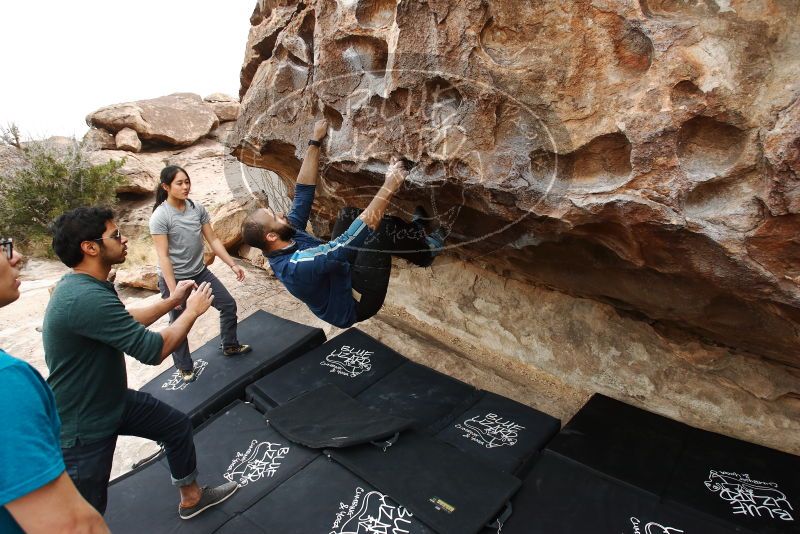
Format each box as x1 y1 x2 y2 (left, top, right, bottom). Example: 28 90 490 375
224 439 290 487
161 359 208 391
630 517 684 534
321 345 373 378
330 487 415 534
705 470 794 521
454 412 525 449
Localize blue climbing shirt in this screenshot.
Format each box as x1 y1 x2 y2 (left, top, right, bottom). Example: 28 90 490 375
267 184 369 328
0 350 65 533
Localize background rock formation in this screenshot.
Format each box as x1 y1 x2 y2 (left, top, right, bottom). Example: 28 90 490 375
227 0 800 450
87 93 219 147
81 93 264 289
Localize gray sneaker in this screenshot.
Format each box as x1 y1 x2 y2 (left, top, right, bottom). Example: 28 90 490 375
178 481 238 520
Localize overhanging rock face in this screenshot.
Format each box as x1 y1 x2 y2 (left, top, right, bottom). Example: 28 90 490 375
229 0 800 367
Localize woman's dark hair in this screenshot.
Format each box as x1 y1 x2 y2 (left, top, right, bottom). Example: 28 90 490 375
51 206 115 267
153 165 194 212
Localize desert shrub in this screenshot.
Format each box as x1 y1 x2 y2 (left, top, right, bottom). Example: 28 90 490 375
0 124 124 256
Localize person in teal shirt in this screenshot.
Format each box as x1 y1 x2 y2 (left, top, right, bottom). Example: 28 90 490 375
0 238 108 533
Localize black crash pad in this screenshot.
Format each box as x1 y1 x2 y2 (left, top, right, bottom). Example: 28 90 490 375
663 428 800 533
546 393 689 495
356 361 481 433
267 385 413 448
105 458 231 534
330 430 521 534
105 401 319 533
245 328 407 412
219 455 436 534
485 450 745 534
140 310 325 426
436 391 560 475
546 393 800 534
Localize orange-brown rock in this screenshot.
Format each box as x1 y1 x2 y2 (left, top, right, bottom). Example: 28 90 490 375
229 0 800 372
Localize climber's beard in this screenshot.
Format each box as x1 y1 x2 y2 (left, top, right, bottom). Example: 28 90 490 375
275 223 296 241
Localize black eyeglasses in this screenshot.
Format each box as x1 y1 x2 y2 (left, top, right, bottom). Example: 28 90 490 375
93 229 122 242
0 238 11 261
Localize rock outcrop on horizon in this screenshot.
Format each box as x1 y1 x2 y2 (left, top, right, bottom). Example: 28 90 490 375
230 0 800 369
81 92 266 289
86 93 220 147
225 0 800 451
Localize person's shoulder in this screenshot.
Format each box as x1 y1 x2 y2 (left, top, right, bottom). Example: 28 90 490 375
192 200 210 218
52 274 115 311
0 350 30 374
150 203 171 221
0 351 45 394
149 204 173 234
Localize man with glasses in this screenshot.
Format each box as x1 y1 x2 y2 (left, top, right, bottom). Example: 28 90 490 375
0 238 109 532
43 207 238 519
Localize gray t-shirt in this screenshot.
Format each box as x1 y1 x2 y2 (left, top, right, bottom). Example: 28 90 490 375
149 201 211 279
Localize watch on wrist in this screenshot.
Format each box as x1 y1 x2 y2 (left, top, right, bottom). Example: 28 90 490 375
308 139 321 147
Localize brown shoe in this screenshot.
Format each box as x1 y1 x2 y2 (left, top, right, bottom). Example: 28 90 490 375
223 344 252 357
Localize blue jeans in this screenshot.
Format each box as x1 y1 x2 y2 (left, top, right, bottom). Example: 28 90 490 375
158 266 239 371
61 389 198 514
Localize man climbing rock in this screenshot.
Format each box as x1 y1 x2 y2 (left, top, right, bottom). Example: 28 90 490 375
242 119 445 328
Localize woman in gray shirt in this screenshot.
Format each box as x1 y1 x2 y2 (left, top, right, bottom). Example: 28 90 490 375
150 166 251 382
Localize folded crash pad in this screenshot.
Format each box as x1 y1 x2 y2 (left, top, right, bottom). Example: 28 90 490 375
267 385 413 448
356 361 481 433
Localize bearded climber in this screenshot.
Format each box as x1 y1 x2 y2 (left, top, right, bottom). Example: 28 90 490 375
241 119 444 328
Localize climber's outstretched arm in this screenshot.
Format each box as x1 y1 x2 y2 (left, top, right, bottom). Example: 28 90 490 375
359 160 407 231
295 119 328 186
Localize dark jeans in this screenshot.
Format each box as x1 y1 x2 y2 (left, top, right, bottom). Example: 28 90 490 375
158 266 239 371
331 207 434 322
61 389 198 514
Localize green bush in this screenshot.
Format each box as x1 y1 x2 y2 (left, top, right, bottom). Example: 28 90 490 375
0 125 125 256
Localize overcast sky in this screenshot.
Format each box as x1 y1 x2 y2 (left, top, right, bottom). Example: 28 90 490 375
0 1 255 140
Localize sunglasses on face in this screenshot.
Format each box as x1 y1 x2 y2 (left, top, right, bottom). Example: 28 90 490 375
0 238 12 261
93 229 122 242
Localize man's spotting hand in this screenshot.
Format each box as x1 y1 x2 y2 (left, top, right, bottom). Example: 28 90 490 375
171 280 197 305
185 282 215 317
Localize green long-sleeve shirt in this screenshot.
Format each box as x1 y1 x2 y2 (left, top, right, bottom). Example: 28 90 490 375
43 273 164 447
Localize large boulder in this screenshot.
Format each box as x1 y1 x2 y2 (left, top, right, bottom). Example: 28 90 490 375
86 93 219 147
228 0 800 451
230 0 800 369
